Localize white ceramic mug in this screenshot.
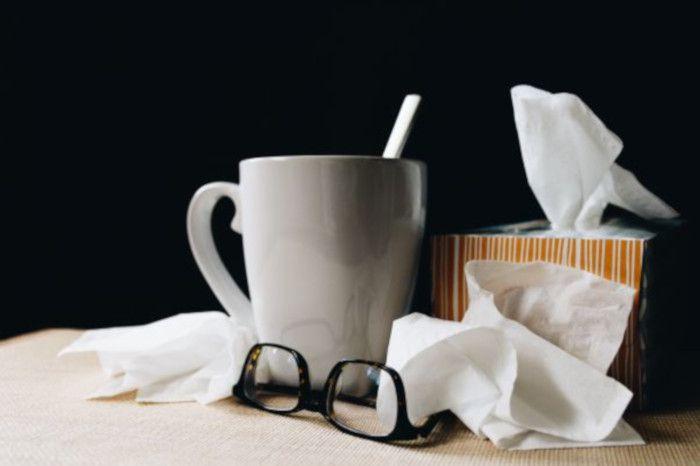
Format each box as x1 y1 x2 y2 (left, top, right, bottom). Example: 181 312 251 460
187 155 426 387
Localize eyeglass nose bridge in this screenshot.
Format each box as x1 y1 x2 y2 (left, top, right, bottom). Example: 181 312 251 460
299 388 329 414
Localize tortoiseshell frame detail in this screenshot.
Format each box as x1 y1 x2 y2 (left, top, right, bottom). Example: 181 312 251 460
233 343 441 442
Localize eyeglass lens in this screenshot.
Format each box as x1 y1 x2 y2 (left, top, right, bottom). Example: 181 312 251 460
330 362 398 436
244 346 301 411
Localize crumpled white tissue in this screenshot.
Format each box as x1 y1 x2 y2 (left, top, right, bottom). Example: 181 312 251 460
511 84 678 231
59 311 256 404
381 260 645 450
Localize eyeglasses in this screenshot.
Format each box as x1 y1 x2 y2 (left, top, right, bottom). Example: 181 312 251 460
232 343 441 442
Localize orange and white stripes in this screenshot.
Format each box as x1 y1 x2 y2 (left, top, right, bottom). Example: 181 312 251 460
431 234 647 409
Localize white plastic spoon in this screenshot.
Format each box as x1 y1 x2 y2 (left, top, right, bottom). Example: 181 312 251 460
382 94 422 159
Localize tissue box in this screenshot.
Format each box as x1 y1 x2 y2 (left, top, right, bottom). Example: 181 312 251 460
430 217 688 410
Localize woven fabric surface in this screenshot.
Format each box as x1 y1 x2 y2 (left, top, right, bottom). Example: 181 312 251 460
1 329 698 466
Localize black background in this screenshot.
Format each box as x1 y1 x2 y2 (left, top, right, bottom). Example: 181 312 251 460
4 2 698 339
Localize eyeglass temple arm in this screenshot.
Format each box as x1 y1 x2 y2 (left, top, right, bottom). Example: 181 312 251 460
416 412 445 437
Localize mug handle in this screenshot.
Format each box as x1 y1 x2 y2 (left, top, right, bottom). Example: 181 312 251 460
187 182 254 328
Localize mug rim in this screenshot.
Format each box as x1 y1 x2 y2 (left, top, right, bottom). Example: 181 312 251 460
240 155 425 167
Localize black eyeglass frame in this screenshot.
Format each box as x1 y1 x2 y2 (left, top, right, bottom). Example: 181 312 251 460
232 343 440 441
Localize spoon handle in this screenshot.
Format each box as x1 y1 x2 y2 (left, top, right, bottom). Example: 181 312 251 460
382 94 421 159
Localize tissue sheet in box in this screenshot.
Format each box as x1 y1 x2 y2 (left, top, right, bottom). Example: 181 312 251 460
431 217 687 410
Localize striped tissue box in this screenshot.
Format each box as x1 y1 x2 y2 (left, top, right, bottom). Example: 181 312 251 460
430 218 687 410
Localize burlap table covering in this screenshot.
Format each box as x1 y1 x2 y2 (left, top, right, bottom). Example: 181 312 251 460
1 330 698 465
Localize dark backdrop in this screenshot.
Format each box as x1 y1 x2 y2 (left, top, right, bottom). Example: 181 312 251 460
4 2 698 338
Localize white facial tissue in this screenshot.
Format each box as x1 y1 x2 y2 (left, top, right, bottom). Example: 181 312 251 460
511 84 678 231
59 311 256 404
381 260 644 450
